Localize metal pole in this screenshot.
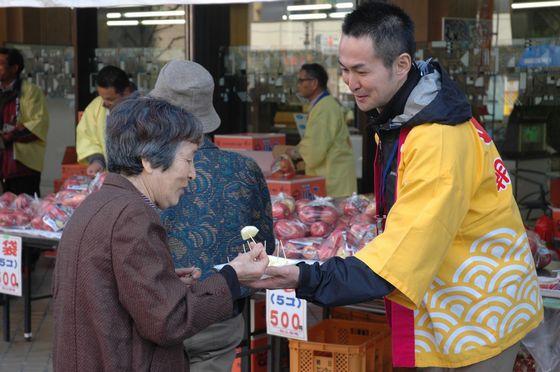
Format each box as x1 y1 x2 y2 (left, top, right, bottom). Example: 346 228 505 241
23 246 32 341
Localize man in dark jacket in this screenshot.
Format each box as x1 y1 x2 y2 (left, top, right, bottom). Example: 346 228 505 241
151 60 275 372
250 2 541 371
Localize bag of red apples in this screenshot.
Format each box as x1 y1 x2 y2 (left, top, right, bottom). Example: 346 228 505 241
0 173 107 232
273 193 378 261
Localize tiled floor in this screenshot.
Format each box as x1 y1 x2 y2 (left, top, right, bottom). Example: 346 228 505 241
0 257 54 372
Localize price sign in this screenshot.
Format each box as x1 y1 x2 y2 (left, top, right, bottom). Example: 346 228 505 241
0 235 21 296
266 289 307 341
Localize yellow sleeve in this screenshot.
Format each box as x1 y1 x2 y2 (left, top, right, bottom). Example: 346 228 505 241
19 83 49 141
298 105 338 170
355 124 475 309
76 98 105 163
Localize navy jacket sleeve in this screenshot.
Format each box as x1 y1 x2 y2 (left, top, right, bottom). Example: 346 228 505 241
296 256 393 307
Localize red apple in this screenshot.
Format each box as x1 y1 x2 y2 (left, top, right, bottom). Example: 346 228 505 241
310 221 332 237
319 206 339 224
298 205 320 224
272 202 290 219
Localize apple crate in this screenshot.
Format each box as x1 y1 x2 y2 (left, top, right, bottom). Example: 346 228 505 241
289 319 389 372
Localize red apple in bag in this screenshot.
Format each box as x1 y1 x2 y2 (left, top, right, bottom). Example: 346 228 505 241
272 202 290 219
319 206 339 224
364 202 377 219
295 199 311 213
274 219 308 240
298 205 320 225
310 221 332 237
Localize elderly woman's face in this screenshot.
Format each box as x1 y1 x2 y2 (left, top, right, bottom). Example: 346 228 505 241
149 141 198 209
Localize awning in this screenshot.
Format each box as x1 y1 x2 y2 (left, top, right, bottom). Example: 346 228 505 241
0 0 275 7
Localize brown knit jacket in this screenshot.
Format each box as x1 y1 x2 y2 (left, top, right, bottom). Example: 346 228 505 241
52 173 234 371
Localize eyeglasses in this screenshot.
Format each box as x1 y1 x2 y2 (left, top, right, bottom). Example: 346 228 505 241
297 78 315 84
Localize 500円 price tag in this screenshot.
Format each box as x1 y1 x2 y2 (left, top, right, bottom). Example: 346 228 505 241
0 235 22 296
266 289 307 341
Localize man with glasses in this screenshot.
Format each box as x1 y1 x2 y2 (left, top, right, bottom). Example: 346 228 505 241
295 63 356 197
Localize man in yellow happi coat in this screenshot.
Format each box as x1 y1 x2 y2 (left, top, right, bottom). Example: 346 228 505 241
250 2 542 371
76 65 135 176
0 47 49 196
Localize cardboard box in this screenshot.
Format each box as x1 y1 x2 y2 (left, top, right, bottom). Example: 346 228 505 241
214 133 286 151
227 150 275 175
60 146 88 178
61 163 88 178
231 335 268 372
266 175 326 200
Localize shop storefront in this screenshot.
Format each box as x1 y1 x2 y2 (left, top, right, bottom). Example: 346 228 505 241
1 1 560 371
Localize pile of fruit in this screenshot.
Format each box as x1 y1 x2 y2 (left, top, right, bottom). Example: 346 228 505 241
0 173 106 232
272 193 377 261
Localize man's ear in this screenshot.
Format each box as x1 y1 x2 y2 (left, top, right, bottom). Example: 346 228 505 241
141 158 154 174
394 53 412 79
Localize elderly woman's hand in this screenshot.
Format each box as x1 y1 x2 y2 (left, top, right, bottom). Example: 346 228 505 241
228 243 269 285
176 266 202 287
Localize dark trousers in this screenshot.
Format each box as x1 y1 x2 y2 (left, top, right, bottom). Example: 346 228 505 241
3 173 41 196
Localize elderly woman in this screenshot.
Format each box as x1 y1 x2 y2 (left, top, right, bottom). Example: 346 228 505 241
52 97 268 372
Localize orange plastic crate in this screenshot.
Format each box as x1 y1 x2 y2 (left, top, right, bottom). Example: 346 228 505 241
289 319 389 372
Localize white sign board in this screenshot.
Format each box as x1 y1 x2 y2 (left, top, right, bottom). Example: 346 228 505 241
0 235 22 297
266 289 307 341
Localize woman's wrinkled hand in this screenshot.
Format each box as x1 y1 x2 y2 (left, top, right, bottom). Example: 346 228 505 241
228 243 269 285
176 266 201 287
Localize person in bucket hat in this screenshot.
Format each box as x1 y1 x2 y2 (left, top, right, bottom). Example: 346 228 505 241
151 60 275 372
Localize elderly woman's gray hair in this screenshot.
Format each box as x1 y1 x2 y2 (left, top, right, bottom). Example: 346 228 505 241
106 96 203 175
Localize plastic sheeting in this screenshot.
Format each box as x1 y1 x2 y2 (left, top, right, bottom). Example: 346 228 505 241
522 305 560 372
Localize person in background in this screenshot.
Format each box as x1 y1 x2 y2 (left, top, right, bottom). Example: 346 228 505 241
76 65 136 176
0 47 49 196
296 63 356 197
53 96 269 372
250 2 542 371
150 60 275 372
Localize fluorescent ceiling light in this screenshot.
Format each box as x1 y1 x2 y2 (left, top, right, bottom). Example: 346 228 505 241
106 12 122 18
335 2 354 9
329 11 350 18
287 4 332 11
288 13 328 20
511 1 560 9
124 10 186 18
107 20 139 26
141 19 186 25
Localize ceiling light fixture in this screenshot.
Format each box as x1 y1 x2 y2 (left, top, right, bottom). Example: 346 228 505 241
287 4 332 11
106 12 122 19
141 19 187 25
124 10 186 18
335 2 354 9
511 1 560 9
288 13 328 20
107 20 139 26
329 11 351 18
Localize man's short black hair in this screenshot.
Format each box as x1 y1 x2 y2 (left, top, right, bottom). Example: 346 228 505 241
97 65 131 94
0 47 25 76
342 1 415 68
300 63 328 90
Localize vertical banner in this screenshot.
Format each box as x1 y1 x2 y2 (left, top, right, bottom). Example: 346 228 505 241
0 235 22 297
266 289 307 341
